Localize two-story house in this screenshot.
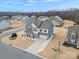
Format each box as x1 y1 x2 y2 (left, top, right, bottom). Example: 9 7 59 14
25 19 54 39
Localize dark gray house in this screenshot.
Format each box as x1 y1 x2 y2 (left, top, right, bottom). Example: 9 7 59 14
65 26 79 48
50 16 64 27
25 19 54 39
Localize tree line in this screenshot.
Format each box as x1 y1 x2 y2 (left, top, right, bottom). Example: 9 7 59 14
0 8 79 23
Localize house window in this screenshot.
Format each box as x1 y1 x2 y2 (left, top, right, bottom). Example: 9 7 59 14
40 29 42 32
44 30 47 32
33 29 37 32
71 32 76 39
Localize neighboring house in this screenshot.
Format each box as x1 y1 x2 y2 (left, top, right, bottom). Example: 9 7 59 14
21 16 29 22
12 15 22 20
0 21 11 31
50 16 64 27
25 19 54 39
30 15 38 21
65 26 79 48
38 16 49 21
0 16 11 20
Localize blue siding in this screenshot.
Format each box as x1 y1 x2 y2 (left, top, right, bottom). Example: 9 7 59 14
48 23 53 38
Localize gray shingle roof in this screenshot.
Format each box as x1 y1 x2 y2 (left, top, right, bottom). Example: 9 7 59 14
40 20 51 29
26 17 36 28
50 16 64 25
33 20 42 28
26 19 52 29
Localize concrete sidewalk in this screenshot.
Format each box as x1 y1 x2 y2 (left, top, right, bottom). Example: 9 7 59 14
25 38 51 54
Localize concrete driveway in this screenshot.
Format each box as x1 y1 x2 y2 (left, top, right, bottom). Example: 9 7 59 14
25 38 51 54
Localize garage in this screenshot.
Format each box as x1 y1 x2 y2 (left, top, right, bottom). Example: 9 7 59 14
39 34 48 39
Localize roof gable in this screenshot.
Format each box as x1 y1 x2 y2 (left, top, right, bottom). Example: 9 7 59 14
31 23 37 28
26 19 53 29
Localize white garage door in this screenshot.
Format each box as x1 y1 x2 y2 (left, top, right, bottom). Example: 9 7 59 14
39 34 48 39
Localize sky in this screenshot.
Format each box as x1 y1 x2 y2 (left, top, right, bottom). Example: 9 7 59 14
0 0 79 12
